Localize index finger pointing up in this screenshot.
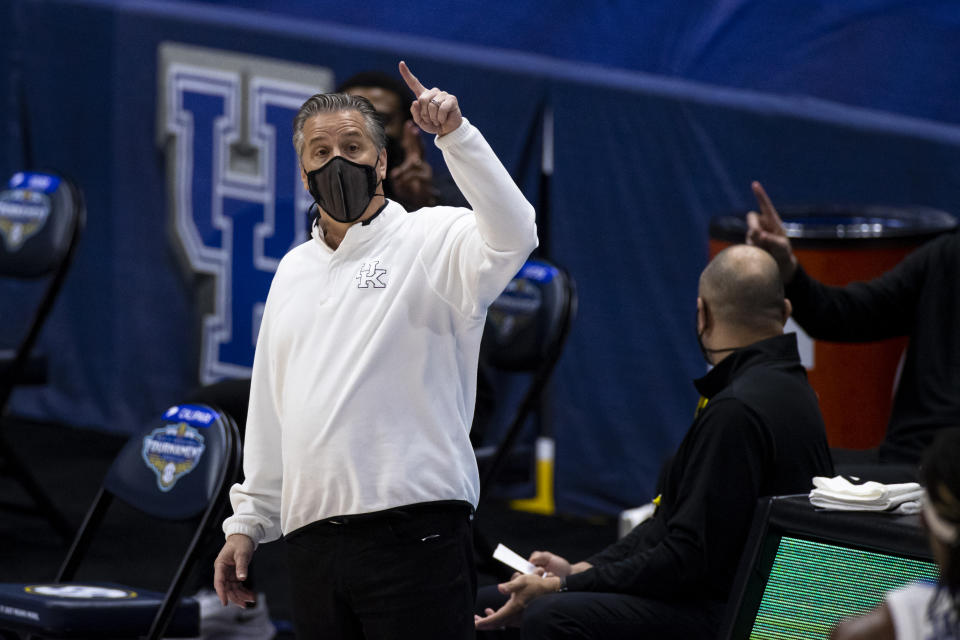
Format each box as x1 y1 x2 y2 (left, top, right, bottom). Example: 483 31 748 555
751 181 779 221
398 61 427 97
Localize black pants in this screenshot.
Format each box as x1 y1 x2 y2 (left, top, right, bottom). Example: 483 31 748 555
475 584 723 639
285 502 477 639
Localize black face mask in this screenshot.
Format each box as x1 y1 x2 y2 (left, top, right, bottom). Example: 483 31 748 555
696 314 716 366
306 156 381 224
696 303 751 366
697 331 711 366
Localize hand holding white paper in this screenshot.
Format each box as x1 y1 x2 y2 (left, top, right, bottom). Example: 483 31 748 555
493 543 537 575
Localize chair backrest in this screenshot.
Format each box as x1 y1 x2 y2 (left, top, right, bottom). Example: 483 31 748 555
56 403 241 639
0 171 85 410
481 259 575 373
0 171 83 279
104 403 239 520
476 259 576 493
719 494 939 640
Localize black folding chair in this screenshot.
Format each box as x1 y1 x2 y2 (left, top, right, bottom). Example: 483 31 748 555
0 403 242 639
474 258 576 496
472 259 576 574
0 171 85 541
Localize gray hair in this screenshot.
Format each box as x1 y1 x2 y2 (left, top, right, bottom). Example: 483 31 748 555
292 93 386 158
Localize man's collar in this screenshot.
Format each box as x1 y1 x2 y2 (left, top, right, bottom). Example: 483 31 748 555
311 199 403 249
360 201 389 226
693 333 799 399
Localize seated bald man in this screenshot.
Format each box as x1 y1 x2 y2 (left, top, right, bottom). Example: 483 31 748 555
475 245 835 639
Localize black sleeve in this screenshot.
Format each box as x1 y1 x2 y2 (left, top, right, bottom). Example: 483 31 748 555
565 399 771 598
785 236 943 341
584 515 665 567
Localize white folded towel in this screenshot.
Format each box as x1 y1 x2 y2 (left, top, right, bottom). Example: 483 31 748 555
809 476 923 514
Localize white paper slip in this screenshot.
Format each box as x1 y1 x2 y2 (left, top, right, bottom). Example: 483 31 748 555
493 543 537 575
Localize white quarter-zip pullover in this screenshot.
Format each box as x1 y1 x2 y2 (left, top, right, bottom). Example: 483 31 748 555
223 119 538 543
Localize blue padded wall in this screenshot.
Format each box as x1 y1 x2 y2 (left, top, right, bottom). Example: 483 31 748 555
3 0 960 515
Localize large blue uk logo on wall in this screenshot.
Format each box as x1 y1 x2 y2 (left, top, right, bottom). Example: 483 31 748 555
157 44 332 382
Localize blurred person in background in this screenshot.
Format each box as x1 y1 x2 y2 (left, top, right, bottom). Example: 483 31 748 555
831 427 960 639
337 69 468 211
746 181 960 473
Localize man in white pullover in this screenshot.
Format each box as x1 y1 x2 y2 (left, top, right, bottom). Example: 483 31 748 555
213 61 538 638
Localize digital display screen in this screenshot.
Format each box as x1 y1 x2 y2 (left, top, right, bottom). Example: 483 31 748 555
747 536 940 639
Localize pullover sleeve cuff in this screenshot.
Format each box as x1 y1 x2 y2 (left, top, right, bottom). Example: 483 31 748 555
433 117 473 150
223 521 264 549
784 263 813 299
564 569 597 593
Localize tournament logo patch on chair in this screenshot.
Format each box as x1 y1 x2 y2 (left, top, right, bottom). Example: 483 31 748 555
142 405 215 491
0 172 57 252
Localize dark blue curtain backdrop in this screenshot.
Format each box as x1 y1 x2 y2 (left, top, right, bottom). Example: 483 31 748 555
2 0 960 515
167 0 960 127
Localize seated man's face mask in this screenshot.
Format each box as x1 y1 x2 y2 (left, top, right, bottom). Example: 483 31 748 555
306 155 382 223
